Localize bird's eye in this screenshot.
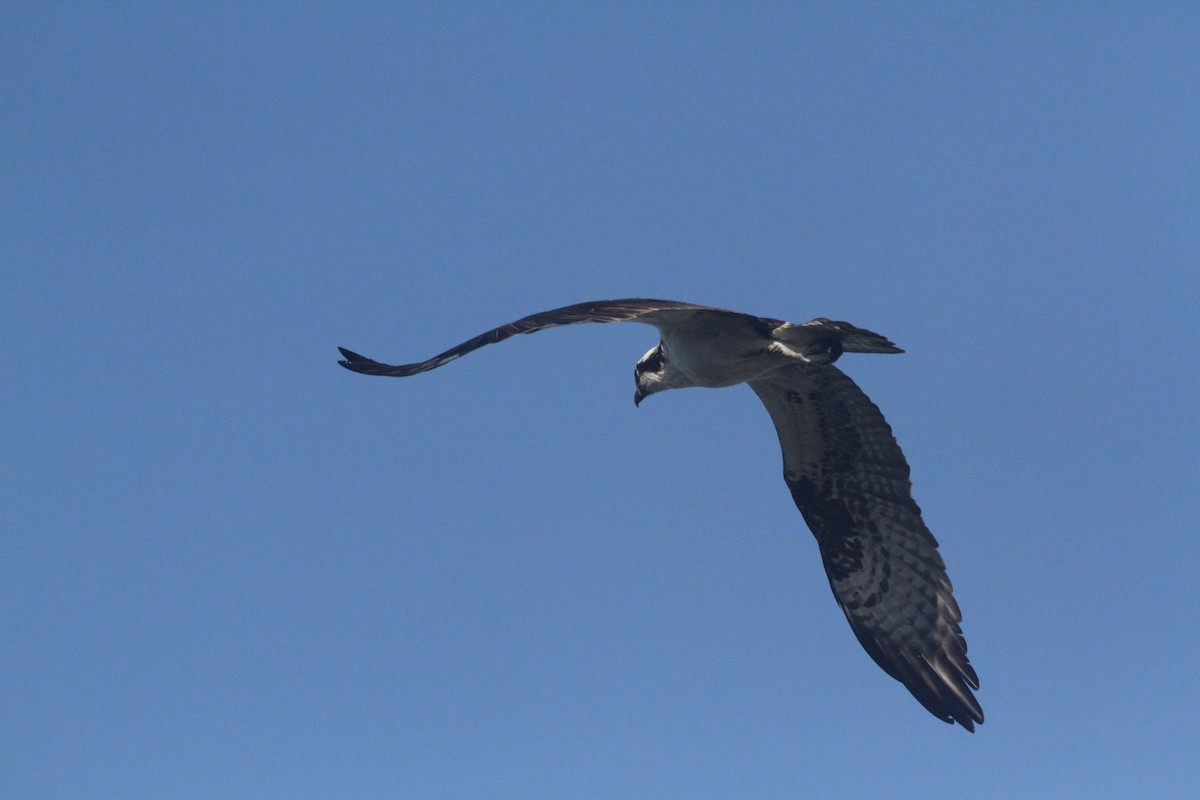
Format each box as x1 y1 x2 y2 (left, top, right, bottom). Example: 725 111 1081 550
641 349 664 371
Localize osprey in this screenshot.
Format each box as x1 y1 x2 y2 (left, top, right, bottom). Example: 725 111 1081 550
338 299 983 731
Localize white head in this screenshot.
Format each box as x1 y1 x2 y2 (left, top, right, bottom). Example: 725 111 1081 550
633 343 692 406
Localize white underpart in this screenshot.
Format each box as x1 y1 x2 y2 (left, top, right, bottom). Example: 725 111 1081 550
655 316 803 388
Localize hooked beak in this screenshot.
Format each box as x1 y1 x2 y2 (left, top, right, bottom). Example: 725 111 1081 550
634 388 646 407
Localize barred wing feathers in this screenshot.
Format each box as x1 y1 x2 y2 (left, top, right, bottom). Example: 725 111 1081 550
748 365 983 730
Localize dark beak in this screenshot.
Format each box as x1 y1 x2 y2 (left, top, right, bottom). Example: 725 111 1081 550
634 389 645 407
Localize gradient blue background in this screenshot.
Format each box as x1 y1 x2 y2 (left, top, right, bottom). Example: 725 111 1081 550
4 4 1198 798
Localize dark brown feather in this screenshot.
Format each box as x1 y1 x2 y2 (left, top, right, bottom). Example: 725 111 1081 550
338 299 730 377
749 364 983 730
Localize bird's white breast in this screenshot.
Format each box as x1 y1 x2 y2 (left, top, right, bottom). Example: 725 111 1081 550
660 317 790 387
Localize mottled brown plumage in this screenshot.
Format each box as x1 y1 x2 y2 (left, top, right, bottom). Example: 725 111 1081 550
339 298 982 730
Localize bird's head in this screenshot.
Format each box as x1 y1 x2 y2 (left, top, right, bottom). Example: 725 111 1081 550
634 344 670 406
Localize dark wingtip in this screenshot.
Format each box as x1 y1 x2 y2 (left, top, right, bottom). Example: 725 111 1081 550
337 346 373 372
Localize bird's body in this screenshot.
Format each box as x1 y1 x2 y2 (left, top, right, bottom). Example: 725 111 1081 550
655 313 780 387
339 298 983 731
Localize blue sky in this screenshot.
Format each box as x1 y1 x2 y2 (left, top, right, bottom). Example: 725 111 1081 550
4 4 1198 798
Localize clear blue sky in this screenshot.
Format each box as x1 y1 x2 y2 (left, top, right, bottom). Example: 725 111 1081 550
4 4 1198 798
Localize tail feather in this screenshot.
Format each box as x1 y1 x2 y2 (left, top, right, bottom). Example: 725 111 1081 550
772 318 904 358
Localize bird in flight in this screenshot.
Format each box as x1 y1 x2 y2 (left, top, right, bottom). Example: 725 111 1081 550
338 298 983 731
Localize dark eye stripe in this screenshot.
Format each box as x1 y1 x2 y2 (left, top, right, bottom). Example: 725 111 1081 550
638 348 665 372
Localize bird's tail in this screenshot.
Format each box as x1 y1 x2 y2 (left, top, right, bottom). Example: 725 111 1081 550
772 319 904 355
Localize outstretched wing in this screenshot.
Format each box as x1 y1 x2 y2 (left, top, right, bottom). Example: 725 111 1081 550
748 365 983 731
338 298 737 377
